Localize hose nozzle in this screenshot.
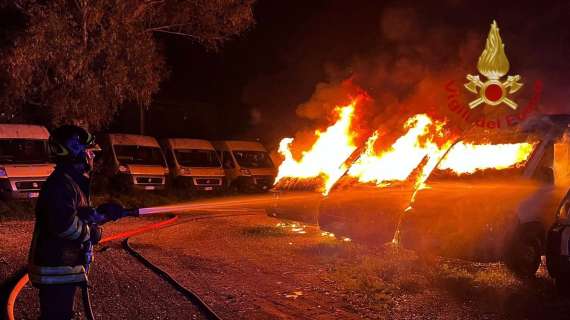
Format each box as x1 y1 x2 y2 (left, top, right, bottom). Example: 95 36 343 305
124 208 140 218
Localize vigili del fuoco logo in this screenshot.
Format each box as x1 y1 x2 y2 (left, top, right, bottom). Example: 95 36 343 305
444 20 542 130
464 20 523 110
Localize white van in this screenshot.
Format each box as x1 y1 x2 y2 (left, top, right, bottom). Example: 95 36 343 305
0 124 54 199
102 134 168 191
212 140 276 192
161 138 225 192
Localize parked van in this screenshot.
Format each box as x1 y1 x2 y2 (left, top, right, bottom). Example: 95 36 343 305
101 134 168 191
212 140 276 192
161 138 225 192
0 124 54 199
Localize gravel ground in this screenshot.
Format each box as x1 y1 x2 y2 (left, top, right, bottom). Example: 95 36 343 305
3 210 570 319
1 216 205 320
129 212 552 320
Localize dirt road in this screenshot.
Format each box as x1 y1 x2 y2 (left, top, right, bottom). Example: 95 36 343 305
2 210 570 319
0 217 205 320
128 211 570 319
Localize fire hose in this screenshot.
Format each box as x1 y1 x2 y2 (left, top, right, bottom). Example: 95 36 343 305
80 209 179 320
3 194 286 320
83 211 251 320
5 213 179 320
4 199 271 320
121 212 264 320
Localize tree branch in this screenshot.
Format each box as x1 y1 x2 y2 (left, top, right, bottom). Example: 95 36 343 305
145 23 192 32
148 29 203 40
149 29 227 43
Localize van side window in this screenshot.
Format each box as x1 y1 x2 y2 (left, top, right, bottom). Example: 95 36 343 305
222 151 235 169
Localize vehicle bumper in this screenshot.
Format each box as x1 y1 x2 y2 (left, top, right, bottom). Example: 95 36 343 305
235 175 275 192
175 176 226 192
132 183 165 191
128 174 166 190
0 178 44 200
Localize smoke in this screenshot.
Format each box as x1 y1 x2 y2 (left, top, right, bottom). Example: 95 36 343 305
242 1 570 158
285 5 484 153
296 80 361 121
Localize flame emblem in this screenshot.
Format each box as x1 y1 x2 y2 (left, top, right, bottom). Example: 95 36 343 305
465 20 523 110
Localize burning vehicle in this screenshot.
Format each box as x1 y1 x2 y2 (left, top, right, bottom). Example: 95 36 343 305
212 140 276 192
100 133 169 191
270 99 570 277
161 138 226 193
0 124 54 199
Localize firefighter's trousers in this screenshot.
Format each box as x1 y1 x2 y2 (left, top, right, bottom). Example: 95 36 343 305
39 284 77 320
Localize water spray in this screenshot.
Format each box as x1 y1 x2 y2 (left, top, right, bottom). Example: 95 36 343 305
129 193 314 217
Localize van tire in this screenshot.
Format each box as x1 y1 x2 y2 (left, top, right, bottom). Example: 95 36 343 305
228 182 240 194
504 223 544 278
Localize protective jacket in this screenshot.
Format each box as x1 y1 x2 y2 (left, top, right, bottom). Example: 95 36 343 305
28 164 94 286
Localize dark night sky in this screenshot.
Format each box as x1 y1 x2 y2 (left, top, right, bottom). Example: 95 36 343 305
111 0 570 149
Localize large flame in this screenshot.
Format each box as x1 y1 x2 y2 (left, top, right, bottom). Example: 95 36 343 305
275 100 535 195
347 114 450 186
274 101 358 194
437 142 534 174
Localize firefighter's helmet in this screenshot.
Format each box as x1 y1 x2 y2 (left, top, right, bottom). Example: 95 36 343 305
49 125 95 160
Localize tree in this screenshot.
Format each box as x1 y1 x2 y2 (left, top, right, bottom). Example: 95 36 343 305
0 0 255 129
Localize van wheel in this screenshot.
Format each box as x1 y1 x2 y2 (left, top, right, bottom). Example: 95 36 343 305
505 233 542 278
229 183 240 194
227 180 242 194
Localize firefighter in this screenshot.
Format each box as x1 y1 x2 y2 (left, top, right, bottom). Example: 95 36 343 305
28 125 125 320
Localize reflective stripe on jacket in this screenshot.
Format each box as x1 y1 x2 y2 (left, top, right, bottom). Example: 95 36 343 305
28 265 88 285
28 164 93 286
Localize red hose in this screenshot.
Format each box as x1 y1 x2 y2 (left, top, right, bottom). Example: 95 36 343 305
5 216 179 320
100 216 178 244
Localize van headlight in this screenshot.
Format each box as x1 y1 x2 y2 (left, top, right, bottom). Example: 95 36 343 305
240 168 251 176
118 165 129 173
0 167 6 177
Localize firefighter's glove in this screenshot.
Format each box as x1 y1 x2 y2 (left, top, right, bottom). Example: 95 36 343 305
78 207 108 225
89 223 103 245
96 202 126 222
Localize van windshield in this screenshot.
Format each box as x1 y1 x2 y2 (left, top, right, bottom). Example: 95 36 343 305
0 139 49 164
174 149 221 167
232 150 273 168
114 145 164 166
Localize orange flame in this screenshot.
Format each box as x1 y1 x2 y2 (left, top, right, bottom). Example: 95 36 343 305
275 99 535 195
348 114 450 186
274 101 358 194
437 142 534 174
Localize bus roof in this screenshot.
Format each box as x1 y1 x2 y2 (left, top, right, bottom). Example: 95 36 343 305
0 124 49 140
